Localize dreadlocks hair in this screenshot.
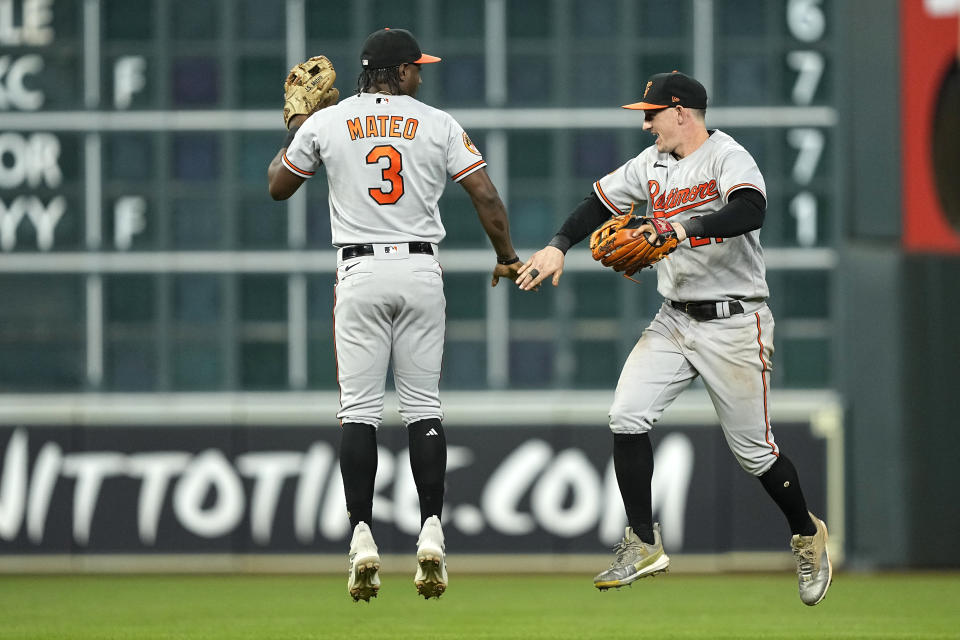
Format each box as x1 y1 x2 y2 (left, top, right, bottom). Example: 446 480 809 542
357 66 402 95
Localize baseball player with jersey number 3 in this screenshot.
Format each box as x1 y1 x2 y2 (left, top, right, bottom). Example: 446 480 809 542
268 28 525 603
518 71 833 605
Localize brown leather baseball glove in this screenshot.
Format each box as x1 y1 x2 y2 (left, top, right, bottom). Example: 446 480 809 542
283 55 339 129
589 214 679 279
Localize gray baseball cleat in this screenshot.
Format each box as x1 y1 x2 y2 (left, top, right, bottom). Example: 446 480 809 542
415 515 448 599
594 522 670 590
790 512 833 606
347 522 381 602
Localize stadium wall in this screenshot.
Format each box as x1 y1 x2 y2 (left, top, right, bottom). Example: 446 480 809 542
0 391 843 573
840 0 960 568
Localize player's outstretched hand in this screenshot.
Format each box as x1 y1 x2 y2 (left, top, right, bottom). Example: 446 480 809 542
517 246 565 291
492 261 523 287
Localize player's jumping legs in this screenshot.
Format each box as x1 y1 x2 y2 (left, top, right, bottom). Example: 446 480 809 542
340 400 380 601
599 315 697 588
391 254 448 597
334 260 393 601
407 419 448 598
691 305 831 604
598 431 674 589
757 456 832 603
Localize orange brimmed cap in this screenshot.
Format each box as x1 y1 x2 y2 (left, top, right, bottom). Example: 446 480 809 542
622 71 707 110
361 28 441 69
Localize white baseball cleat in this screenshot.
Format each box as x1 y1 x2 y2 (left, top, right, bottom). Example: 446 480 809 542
347 522 381 602
593 523 670 590
415 515 448 599
790 512 833 606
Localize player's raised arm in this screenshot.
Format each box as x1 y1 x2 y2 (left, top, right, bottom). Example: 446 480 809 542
458 168 523 287
268 53 339 200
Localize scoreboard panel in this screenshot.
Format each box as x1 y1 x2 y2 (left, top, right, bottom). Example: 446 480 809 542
1 0 839 394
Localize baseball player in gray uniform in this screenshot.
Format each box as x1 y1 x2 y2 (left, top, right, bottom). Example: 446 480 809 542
517 71 832 605
267 28 523 602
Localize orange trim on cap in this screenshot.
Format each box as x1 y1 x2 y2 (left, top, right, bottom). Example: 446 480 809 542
622 101 668 110
415 53 441 64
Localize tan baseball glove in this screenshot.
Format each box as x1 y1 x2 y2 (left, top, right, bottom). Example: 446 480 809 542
589 214 679 279
283 55 339 129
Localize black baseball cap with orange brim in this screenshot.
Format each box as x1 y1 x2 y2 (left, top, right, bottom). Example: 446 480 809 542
361 28 441 70
622 71 707 110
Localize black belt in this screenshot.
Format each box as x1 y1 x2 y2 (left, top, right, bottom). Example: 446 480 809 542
339 242 434 260
670 300 744 321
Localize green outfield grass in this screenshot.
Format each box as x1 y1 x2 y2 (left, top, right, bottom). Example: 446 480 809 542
0 572 958 639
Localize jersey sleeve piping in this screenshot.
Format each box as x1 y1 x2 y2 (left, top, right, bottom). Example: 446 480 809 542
282 152 315 178
451 160 487 182
724 182 764 200
593 181 625 214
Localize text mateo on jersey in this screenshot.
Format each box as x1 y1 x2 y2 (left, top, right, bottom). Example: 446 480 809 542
347 115 420 141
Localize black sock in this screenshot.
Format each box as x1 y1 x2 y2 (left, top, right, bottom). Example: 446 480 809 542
613 432 655 544
339 422 378 530
408 418 447 526
758 454 816 536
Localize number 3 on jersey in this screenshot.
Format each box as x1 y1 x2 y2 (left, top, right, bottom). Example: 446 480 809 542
366 145 404 204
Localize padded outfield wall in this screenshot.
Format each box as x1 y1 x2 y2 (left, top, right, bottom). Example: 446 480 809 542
0 391 843 572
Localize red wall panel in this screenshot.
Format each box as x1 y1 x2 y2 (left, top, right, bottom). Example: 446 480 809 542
901 0 960 252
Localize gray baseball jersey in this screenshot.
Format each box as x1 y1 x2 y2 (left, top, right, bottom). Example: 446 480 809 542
598 129 779 475
282 92 486 244
281 92 486 427
594 129 768 302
